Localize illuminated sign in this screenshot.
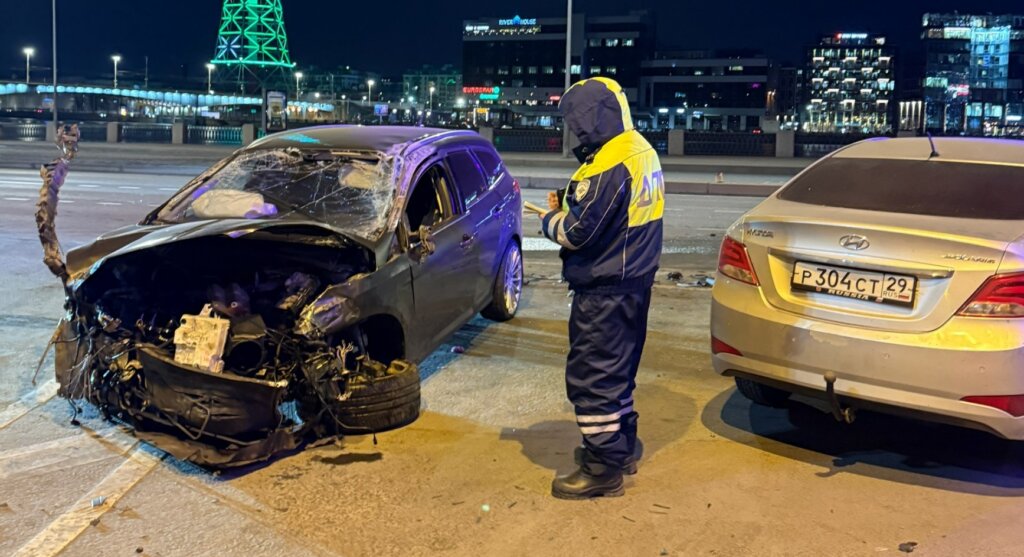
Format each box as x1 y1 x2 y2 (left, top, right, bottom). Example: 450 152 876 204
947 84 970 97
836 33 868 40
479 94 499 100
498 15 537 26
465 24 490 33
463 86 500 95
549 95 561 102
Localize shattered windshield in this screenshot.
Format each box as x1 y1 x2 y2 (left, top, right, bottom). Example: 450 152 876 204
156 148 396 240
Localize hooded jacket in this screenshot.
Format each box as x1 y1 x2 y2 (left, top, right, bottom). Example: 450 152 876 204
542 77 664 293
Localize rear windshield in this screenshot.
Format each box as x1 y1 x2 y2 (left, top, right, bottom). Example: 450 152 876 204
778 158 1024 220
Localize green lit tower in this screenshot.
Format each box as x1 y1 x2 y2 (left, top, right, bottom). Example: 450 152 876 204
212 0 295 82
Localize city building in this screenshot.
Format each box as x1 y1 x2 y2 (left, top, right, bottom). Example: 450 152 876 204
922 13 1024 135
402 65 462 111
771 66 803 129
461 11 653 125
803 33 896 133
639 50 770 131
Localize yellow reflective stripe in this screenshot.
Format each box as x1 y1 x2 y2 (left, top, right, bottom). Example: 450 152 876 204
578 130 652 177
626 151 665 228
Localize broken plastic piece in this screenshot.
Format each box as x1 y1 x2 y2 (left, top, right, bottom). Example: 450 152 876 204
90 496 107 508
173 305 230 372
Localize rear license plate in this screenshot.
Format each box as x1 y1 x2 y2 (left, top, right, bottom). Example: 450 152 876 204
791 262 916 307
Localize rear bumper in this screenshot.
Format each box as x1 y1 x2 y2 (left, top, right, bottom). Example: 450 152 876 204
710 275 1024 440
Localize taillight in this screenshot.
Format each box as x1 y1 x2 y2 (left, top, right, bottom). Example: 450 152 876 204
512 178 520 194
718 236 759 285
958 272 1024 318
711 336 742 356
961 395 1024 417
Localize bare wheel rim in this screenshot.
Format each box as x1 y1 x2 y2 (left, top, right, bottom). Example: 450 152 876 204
503 244 523 314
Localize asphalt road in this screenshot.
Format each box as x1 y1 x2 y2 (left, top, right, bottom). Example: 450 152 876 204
3 169 1024 557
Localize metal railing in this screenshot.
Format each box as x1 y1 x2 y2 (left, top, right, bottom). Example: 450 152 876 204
684 132 776 157
77 123 108 143
0 122 46 141
120 123 173 144
493 128 563 153
639 131 668 154
795 133 876 158
188 125 242 146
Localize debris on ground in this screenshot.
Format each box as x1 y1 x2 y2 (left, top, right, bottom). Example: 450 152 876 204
622 515 636 523
0 502 12 513
653 503 671 510
90 496 107 508
898 541 918 553
666 271 683 282
675 274 716 288
450 345 466 354
135 548 144 554
481 504 490 513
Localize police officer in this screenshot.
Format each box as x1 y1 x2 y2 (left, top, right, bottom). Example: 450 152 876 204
539 77 664 499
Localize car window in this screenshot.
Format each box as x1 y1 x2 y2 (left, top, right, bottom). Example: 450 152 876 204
446 150 488 208
472 147 506 188
777 158 1024 220
406 164 453 231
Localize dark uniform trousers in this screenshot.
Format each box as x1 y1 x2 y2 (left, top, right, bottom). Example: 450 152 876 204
567 287 652 467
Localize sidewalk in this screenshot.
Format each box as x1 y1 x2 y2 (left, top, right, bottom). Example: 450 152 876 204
0 140 796 197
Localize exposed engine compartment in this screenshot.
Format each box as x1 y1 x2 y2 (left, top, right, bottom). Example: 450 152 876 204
55 234 420 467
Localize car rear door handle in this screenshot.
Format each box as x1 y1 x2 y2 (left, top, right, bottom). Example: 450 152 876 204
461 233 476 249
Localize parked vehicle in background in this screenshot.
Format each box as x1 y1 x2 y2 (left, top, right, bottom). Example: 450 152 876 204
711 137 1024 440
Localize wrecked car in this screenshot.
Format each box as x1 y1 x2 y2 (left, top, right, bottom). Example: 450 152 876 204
44 126 524 467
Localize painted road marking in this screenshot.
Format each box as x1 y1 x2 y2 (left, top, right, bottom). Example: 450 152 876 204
0 427 124 480
97 202 122 206
0 380 59 430
117 186 140 190
158 187 178 191
3 197 30 201
78 184 100 188
713 209 748 214
13 444 162 557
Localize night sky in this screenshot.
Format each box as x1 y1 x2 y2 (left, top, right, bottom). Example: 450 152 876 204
2 0 1022 81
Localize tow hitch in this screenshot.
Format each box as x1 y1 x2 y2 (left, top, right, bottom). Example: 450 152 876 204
823 372 856 424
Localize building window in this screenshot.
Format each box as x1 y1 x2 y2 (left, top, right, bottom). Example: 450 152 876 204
497 67 509 76
543 66 555 74
512 66 523 75
606 66 617 75
729 66 744 72
528 66 538 75
623 38 635 47
570 64 582 75
605 38 620 47
588 38 601 47
589 66 601 75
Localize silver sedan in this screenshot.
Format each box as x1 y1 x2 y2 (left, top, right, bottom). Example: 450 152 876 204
710 137 1024 439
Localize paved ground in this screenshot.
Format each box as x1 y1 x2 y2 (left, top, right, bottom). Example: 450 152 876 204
2 167 1024 557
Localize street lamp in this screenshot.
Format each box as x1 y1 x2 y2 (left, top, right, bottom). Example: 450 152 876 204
205 63 215 94
22 47 34 84
429 85 435 112
367 79 375 104
294 71 304 100
111 55 121 88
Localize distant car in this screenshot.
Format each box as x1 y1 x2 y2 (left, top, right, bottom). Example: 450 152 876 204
711 137 1024 440
54 126 523 466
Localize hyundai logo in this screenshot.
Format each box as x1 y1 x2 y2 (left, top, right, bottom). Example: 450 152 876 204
839 234 870 251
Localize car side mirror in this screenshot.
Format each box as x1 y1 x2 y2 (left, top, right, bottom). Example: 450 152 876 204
409 224 436 262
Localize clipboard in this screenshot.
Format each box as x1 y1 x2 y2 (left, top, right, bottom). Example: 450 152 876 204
523 201 549 215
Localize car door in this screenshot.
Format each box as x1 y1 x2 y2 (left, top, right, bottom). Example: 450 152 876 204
404 159 480 351
444 148 501 308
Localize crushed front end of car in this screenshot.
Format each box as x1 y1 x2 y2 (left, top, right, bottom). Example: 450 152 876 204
37 142 420 468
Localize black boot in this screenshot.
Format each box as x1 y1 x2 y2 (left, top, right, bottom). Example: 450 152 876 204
573 438 643 475
551 459 624 500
